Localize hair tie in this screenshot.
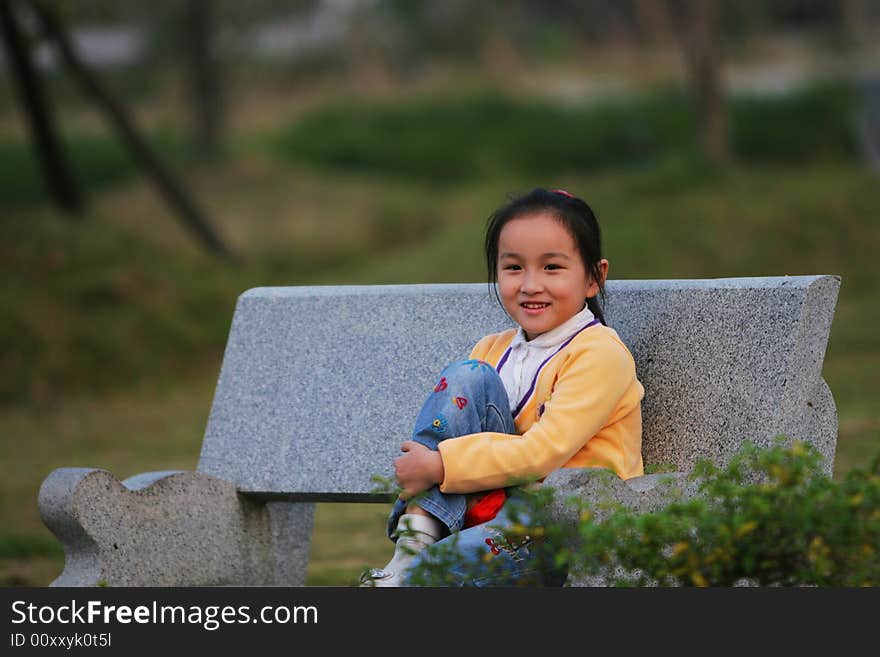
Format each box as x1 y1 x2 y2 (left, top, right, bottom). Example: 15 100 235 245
550 189 574 198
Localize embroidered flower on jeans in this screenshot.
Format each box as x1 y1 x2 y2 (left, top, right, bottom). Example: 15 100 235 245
485 533 532 562
431 415 448 433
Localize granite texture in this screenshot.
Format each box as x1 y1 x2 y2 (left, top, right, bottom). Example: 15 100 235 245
38 468 313 586
38 275 840 587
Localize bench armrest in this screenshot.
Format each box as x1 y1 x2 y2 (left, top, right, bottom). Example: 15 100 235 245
543 467 698 520
541 467 703 586
38 468 314 586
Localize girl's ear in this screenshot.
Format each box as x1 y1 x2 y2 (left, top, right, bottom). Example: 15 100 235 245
587 259 609 298
597 259 609 285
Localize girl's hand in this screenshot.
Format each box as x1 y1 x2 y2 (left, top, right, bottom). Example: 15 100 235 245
394 441 445 500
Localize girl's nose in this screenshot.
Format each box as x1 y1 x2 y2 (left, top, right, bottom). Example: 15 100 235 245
521 271 544 294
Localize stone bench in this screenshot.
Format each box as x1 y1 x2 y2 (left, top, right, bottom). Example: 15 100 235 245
38 275 841 586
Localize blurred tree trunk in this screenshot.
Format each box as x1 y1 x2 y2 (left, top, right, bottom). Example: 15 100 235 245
0 0 83 214
841 0 870 45
634 0 674 45
669 0 728 166
28 0 234 259
184 0 222 158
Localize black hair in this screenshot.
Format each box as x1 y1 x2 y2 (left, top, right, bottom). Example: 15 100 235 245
484 187 607 325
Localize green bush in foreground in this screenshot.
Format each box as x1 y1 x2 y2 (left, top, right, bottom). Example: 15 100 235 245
410 440 879 587
569 441 878 586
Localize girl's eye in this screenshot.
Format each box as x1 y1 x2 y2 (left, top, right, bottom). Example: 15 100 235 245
545 264 563 271
503 264 522 271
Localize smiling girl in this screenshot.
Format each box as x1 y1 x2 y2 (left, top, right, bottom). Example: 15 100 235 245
360 188 644 587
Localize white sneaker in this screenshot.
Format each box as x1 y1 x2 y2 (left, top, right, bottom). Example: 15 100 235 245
359 514 445 587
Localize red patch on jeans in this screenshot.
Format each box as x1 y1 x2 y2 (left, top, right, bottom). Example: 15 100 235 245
465 489 507 528
434 377 448 392
453 396 468 410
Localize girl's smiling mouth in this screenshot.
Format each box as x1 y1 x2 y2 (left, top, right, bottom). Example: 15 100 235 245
521 302 550 314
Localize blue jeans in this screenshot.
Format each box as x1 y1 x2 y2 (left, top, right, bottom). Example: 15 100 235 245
387 359 567 587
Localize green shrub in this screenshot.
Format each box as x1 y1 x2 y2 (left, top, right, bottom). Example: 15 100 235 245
409 440 880 587
566 440 879 586
275 89 696 180
730 81 859 163
274 83 859 181
0 130 190 207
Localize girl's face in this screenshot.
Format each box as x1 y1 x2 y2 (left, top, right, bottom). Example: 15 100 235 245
497 212 606 340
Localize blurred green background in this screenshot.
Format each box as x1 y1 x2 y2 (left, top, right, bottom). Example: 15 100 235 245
1 0 878 587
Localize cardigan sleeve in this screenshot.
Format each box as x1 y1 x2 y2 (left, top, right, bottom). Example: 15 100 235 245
438 335 638 493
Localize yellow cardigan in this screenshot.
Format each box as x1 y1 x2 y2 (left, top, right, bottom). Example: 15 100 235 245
438 323 644 494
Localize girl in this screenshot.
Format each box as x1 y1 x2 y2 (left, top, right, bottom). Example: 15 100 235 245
360 187 644 587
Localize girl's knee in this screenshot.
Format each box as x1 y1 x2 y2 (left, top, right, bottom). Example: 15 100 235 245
429 359 513 434
440 359 501 389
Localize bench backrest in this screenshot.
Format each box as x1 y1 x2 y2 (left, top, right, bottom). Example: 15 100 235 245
196 276 840 501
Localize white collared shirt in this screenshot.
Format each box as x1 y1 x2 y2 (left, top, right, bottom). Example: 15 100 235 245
498 304 596 416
